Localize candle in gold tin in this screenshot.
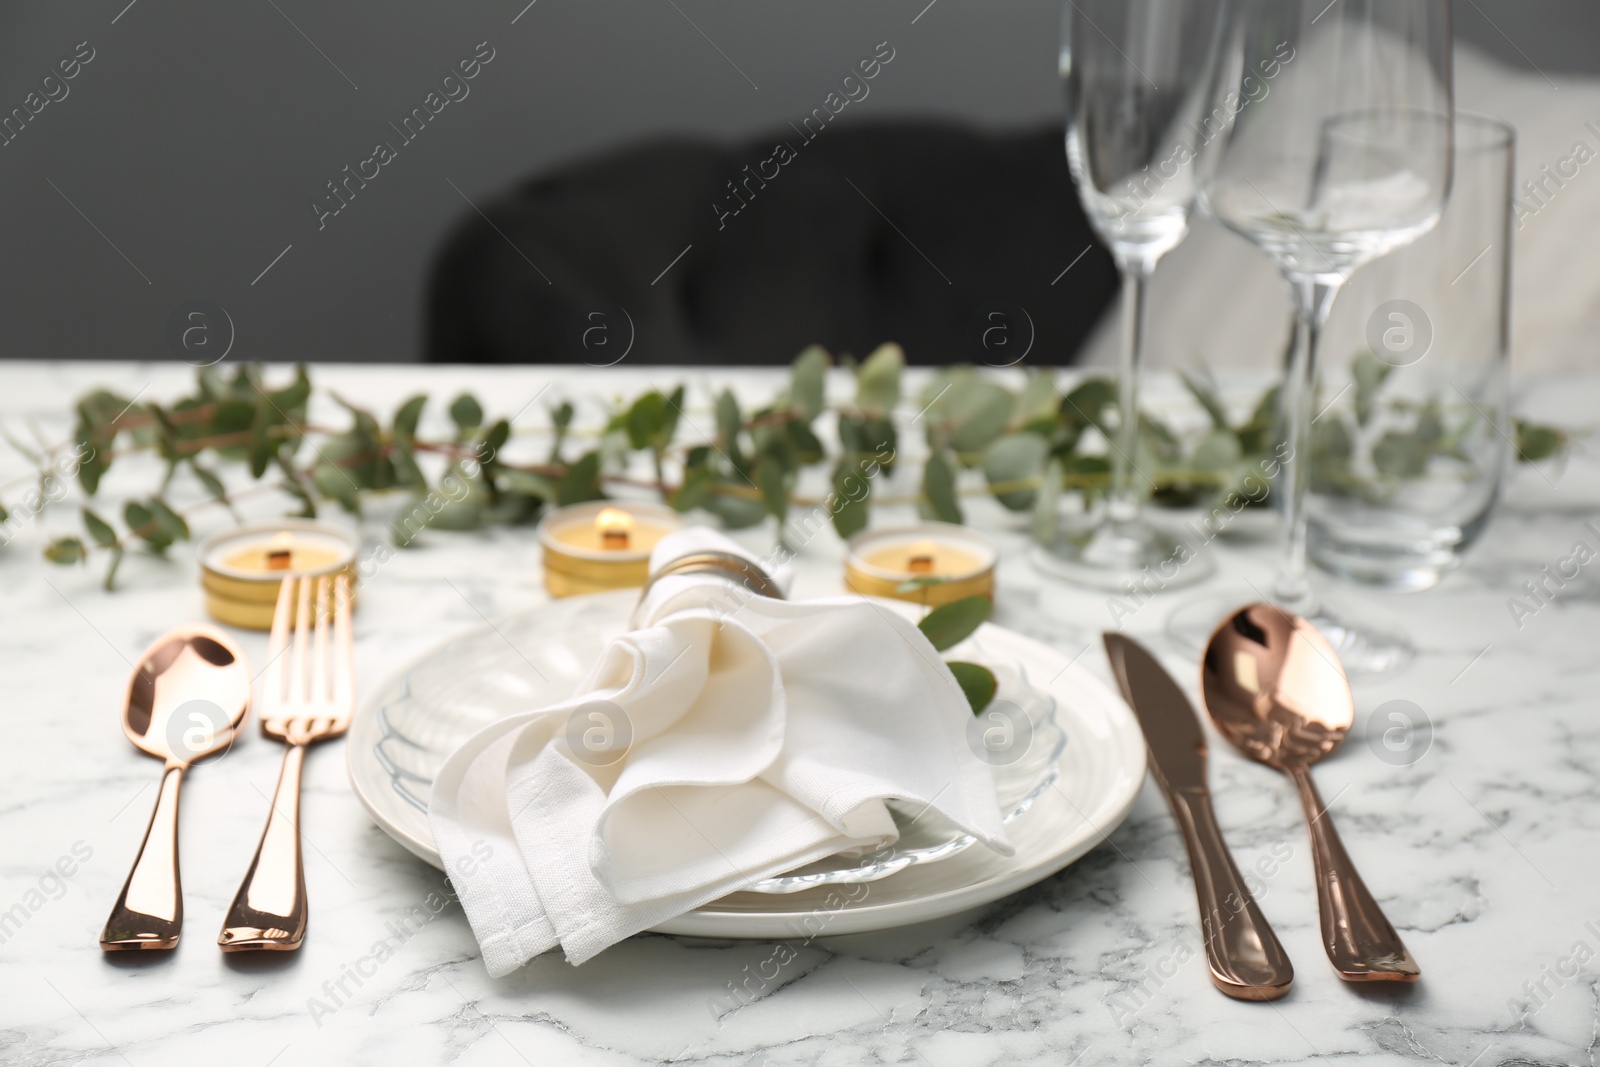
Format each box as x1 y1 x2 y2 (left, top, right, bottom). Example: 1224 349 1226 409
199 520 358 630
845 523 996 607
536 501 686 598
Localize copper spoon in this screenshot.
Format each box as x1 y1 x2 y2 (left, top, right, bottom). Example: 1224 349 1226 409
100 626 251 950
1201 604 1419 983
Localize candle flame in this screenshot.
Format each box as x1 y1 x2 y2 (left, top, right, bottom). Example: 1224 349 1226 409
596 507 634 549
907 539 937 574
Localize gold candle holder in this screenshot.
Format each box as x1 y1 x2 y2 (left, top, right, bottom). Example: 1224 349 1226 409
844 522 996 607
536 501 686 598
198 519 358 630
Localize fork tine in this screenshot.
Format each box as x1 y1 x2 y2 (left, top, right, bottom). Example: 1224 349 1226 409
311 575 331 703
263 575 295 707
332 573 354 713
290 573 312 704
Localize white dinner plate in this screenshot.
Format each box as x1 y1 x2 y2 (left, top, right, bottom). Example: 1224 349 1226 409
347 591 1147 939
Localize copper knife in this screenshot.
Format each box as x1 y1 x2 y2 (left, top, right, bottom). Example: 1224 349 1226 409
1103 632 1294 1001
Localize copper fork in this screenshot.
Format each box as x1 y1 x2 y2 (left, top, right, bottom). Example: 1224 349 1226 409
219 573 353 951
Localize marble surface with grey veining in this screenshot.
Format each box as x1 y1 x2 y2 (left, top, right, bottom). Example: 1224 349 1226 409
2 360 1597 1067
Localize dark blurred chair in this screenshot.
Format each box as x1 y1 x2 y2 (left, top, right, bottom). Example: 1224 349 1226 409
426 122 1117 366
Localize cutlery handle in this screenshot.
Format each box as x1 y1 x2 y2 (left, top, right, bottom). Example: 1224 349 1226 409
219 744 308 951
1168 788 1294 1000
1292 768 1419 982
101 764 185 950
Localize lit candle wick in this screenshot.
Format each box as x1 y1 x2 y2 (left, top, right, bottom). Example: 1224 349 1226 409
907 540 938 574
596 508 634 550
266 532 295 571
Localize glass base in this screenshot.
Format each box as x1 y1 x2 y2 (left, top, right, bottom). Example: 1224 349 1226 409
1307 520 1466 592
1165 583 1413 679
1030 517 1214 593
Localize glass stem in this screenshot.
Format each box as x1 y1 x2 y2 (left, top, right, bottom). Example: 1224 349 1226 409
1110 257 1155 532
1274 276 1339 613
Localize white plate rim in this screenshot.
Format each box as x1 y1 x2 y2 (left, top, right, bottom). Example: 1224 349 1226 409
346 593 1147 939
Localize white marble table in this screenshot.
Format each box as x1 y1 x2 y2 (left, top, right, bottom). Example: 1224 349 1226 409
2 360 1595 1067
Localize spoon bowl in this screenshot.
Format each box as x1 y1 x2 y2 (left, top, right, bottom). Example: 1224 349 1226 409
1202 602 1354 770
1202 603 1419 983
101 626 251 950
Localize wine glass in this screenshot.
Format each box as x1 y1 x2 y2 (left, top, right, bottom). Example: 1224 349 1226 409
1038 0 1230 591
1171 0 1454 674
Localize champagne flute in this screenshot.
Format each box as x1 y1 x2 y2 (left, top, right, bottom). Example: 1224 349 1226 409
1039 0 1229 591
1179 0 1454 674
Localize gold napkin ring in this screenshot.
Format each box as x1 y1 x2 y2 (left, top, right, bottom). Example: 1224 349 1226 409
638 551 785 603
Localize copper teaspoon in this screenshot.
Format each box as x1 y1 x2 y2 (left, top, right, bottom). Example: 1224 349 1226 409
100 626 251 950
1201 604 1419 983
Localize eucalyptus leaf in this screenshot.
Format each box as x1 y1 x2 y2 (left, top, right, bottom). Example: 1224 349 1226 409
947 661 998 714
1516 420 1565 462
672 464 716 512
917 595 992 651
548 400 574 463
147 499 189 543
983 433 1048 511
1060 378 1117 432
556 451 604 505
856 343 903 415
1137 414 1183 466
271 366 312 417
312 463 362 514
191 464 230 507
392 439 425 490
43 536 86 565
838 415 896 472
1180 370 1231 430
82 508 117 547
714 389 743 467
1372 431 1429 478
393 395 427 441
123 500 175 552
1312 418 1353 463
1033 457 1063 545
480 420 511 467
1016 372 1060 426
756 457 790 525
1191 430 1243 474
919 370 957 426
73 427 110 494
921 452 963 523
790 346 828 422
626 392 668 450
785 420 825 465
949 381 1014 456
1237 384 1280 455
428 499 487 531
498 468 557 500
247 401 274 478
1061 453 1112 506
703 486 769 529
829 460 871 538
450 393 485 433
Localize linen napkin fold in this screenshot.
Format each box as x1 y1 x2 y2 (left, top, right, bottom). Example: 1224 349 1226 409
429 528 1011 973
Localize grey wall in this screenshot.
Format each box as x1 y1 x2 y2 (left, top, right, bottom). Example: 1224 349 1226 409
0 0 1587 363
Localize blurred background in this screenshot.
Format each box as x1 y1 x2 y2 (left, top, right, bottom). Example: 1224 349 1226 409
0 0 1591 366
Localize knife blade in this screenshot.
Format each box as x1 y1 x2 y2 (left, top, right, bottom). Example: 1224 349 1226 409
1103 632 1294 1001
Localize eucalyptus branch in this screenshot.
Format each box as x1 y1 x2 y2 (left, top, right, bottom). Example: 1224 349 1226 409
17 348 1569 591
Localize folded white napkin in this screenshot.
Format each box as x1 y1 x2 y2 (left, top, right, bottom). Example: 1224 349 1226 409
429 527 1011 972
